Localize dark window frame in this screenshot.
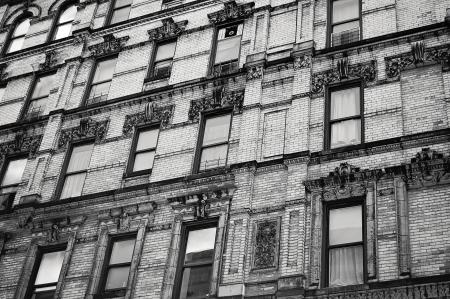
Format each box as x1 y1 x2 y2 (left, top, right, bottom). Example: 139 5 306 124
173 218 218 299
105 0 132 26
48 2 78 42
145 38 177 82
98 233 136 298
324 80 364 150
25 243 67 299
125 123 160 177
83 55 118 106
0 153 27 213
193 108 233 173
326 0 362 48
322 198 366 287
2 13 32 56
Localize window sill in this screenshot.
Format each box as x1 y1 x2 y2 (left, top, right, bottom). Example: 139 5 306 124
143 76 170 84
321 143 364 155
312 283 368 296
188 166 229 180
123 169 152 179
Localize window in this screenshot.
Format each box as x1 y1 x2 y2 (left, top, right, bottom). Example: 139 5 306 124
330 0 360 46
326 204 364 287
101 237 136 297
149 41 176 80
327 85 362 149
196 113 231 172
0 157 26 211
86 57 117 105
52 5 77 40
60 143 93 199
109 0 132 25
127 127 159 174
6 18 31 53
174 224 217 299
212 24 242 76
28 247 66 298
0 86 6 102
24 73 56 119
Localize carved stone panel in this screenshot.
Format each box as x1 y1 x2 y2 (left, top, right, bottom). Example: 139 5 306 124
252 218 279 270
148 18 188 41
88 34 130 57
0 133 42 163
58 118 108 148
207 1 255 24
122 104 174 136
293 55 311 70
188 88 244 121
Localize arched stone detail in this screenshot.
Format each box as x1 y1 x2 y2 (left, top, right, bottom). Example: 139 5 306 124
48 0 79 15
3 5 41 28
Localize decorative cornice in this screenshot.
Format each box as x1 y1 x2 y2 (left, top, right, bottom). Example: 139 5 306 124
58 118 109 148
88 34 130 57
30 215 86 242
147 17 188 41
98 202 156 231
207 0 255 24
122 104 174 136
0 133 42 161
311 60 377 94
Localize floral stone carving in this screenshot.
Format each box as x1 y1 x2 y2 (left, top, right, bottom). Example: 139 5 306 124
58 118 108 148
122 104 174 136
293 55 311 70
148 18 188 40
207 0 255 24
0 133 42 163
88 34 130 57
188 88 244 121
253 219 278 269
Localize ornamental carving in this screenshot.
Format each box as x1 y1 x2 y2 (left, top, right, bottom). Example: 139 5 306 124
385 43 450 79
188 87 244 121
311 60 376 94
88 34 130 57
293 55 311 70
253 219 278 270
405 148 450 189
148 17 188 40
39 50 57 71
0 133 42 163
207 0 255 24
58 118 108 148
0 63 8 81
246 65 263 80
28 215 86 242
98 202 156 231
122 104 174 136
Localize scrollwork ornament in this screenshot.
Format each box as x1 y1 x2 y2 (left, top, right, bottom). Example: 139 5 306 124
293 55 311 70
58 118 108 148
122 104 174 136
188 89 244 121
88 34 129 57
253 220 278 269
246 65 263 80
207 1 255 24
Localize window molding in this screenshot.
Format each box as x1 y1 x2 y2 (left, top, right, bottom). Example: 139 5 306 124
1 12 32 56
145 39 177 82
47 1 77 42
82 55 118 106
0 154 27 213
57 117 109 149
326 0 362 48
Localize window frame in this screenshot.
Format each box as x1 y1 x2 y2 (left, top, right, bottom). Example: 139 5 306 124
323 198 366 287
106 0 132 26
146 39 177 81
173 218 218 299
126 124 160 176
20 70 57 120
324 81 364 150
83 55 118 106
0 154 27 213
327 0 362 48
2 13 32 55
48 2 77 42
193 109 233 173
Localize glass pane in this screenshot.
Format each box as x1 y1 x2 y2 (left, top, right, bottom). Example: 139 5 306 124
115 0 132 8
32 74 55 99
133 151 155 172
89 81 111 100
54 23 72 40
0 87 5 101
330 119 361 149
329 245 363 286
111 6 131 24
215 36 241 64
330 87 360 120
7 37 25 53
332 20 360 34
60 172 86 199
333 0 359 24
329 205 362 246
153 60 172 78
34 250 65 285
199 145 228 171
1 158 26 186
179 265 212 299
59 5 77 23
13 18 30 37
110 239 135 264
31 289 56 299
155 42 176 61
27 97 47 117
105 266 130 290
67 144 94 172
203 114 231 146
136 129 159 150
93 59 117 83
184 227 216 264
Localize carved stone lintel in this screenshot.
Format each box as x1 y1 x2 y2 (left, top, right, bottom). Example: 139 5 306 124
148 17 188 40
207 1 255 24
88 34 129 57
188 88 244 121
246 65 263 80
252 219 279 270
58 118 108 148
98 202 156 231
293 55 311 70
122 104 174 136
0 133 42 166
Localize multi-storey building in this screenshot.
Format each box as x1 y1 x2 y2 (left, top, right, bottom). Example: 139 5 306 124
0 0 449 298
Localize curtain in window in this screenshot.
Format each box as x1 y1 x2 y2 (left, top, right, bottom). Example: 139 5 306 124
331 119 361 148
330 87 359 119
329 245 363 286
67 144 93 172
61 173 86 199
332 0 359 23
215 36 241 64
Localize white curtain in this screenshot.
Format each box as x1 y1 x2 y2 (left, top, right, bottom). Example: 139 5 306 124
60 173 86 199
330 87 359 120
329 246 364 286
331 119 361 148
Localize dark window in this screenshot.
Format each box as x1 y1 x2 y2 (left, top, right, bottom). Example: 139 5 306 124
101 237 136 296
0 157 26 211
212 24 242 76
330 0 360 46
197 113 231 172
128 127 159 174
326 85 362 149
28 248 66 298
175 224 217 299
24 73 56 120
149 41 176 80
7 18 31 53
60 143 93 199
326 204 364 287
109 0 132 25
86 58 117 105
53 5 77 40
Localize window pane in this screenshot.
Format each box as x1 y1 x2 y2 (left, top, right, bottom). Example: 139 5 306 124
27 97 47 117
93 59 117 83
0 87 5 101
133 151 155 172
136 130 158 150
105 266 130 290
54 23 72 40
185 227 216 264
179 265 212 299
115 0 132 8
199 145 228 171
153 60 172 78
332 0 359 24
155 42 176 61
332 20 360 34
203 114 231 146
59 5 77 23
1 158 26 186
7 37 25 53
330 119 361 148
330 87 360 120
329 205 362 246
111 6 131 24
32 75 55 99
67 144 94 172
61 172 86 199
215 36 241 64
89 81 111 100
32 289 56 299
13 19 30 37
329 245 363 286
110 239 135 264
34 250 65 285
